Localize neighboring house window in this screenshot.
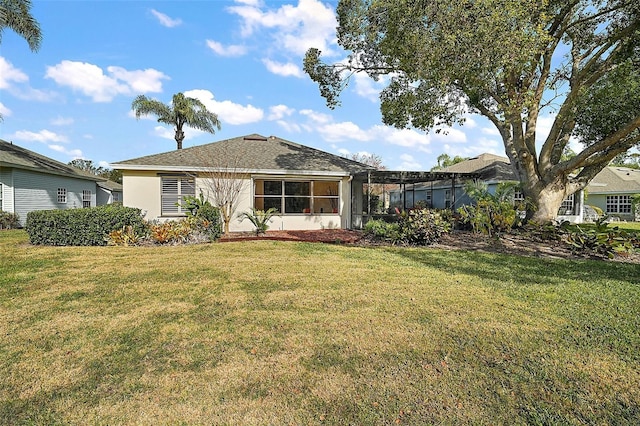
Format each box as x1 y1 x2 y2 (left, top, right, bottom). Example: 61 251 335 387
82 190 92 208
254 179 340 214
513 191 525 206
0 183 3 210
57 188 67 204
606 195 631 214
559 194 575 215
112 192 121 202
444 189 451 209
161 176 196 215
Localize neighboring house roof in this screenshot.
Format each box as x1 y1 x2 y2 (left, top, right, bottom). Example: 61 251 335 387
113 134 374 175
97 180 123 192
586 167 640 194
0 139 102 182
442 153 512 175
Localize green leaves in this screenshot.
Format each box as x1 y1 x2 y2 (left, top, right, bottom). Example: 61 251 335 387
131 92 221 149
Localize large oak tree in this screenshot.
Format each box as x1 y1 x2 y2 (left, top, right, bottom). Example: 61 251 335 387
305 0 640 222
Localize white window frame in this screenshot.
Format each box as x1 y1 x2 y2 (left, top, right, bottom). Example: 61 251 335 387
57 188 67 204
559 194 575 215
606 195 631 214
82 190 92 208
161 175 196 216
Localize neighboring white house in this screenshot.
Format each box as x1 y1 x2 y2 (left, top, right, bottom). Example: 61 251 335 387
0 139 121 226
112 134 374 232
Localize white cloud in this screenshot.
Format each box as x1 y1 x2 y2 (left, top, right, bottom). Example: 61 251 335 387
268 104 295 120
150 9 182 28
353 73 385 103
45 61 168 102
49 144 83 157
0 57 28 89
299 109 332 124
481 126 500 136
9 129 68 143
262 59 303 78
275 120 302 133
107 66 168 93
183 89 264 125
206 40 247 57
228 0 337 56
395 153 422 171
0 102 11 117
317 121 370 142
431 128 467 144
50 116 74 126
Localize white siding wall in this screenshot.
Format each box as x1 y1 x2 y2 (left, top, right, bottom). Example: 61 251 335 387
13 169 97 226
0 167 15 214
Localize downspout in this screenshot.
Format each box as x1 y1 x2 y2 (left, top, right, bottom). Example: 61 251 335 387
451 174 456 211
347 174 353 229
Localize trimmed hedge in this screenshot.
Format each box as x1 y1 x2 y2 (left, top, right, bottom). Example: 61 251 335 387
25 205 147 246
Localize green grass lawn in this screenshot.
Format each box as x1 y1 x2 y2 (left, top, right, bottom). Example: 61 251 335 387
1 230 639 425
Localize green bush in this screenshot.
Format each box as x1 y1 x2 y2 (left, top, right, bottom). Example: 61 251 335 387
564 217 639 259
0 211 20 229
363 219 401 243
25 205 147 246
364 209 450 245
238 207 279 235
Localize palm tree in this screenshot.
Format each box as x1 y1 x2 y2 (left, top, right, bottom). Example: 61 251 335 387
0 0 42 51
131 92 221 150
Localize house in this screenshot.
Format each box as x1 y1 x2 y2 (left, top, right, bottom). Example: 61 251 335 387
0 139 120 226
112 134 374 232
585 167 640 221
97 180 123 205
389 153 640 222
389 153 516 210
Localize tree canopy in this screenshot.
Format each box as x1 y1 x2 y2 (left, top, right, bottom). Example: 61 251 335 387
305 0 640 221
68 159 122 184
430 153 469 171
131 92 221 150
0 0 41 51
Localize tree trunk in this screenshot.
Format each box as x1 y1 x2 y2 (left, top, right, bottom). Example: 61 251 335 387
527 185 569 223
175 128 185 150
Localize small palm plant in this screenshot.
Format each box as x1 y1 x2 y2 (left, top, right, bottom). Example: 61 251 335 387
238 208 279 235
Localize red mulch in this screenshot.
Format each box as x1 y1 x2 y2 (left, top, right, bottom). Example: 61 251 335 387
219 229 363 244
219 229 640 263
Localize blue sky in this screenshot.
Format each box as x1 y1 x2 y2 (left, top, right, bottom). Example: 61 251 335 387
0 0 520 171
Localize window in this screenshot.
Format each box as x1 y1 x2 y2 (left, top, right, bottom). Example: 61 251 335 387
254 179 339 214
513 191 525 206
606 195 631 214
161 176 195 215
112 192 121 203
0 183 3 211
559 194 575 215
57 188 67 204
444 189 451 209
82 190 92 208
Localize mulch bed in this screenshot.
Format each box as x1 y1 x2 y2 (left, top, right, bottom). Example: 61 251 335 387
220 229 640 263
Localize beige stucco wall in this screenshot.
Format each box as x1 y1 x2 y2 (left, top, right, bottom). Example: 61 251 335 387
122 171 161 220
121 171 353 231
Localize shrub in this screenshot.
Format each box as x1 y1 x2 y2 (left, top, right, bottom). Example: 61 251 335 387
106 225 141 246
363 219 401 243
238 207 279 235
25 205 147 246
458 181 527 236
364 209 450 245
564 217 639 258
179 193 223 240
0 211 20 229
147 215 221 245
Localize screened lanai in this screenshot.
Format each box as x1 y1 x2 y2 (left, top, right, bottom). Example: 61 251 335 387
351 170 482 228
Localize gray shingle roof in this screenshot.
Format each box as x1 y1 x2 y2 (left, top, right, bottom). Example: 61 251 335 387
441 153 511 174
0 139 102 181
586 167 640 194
112 134 373 174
